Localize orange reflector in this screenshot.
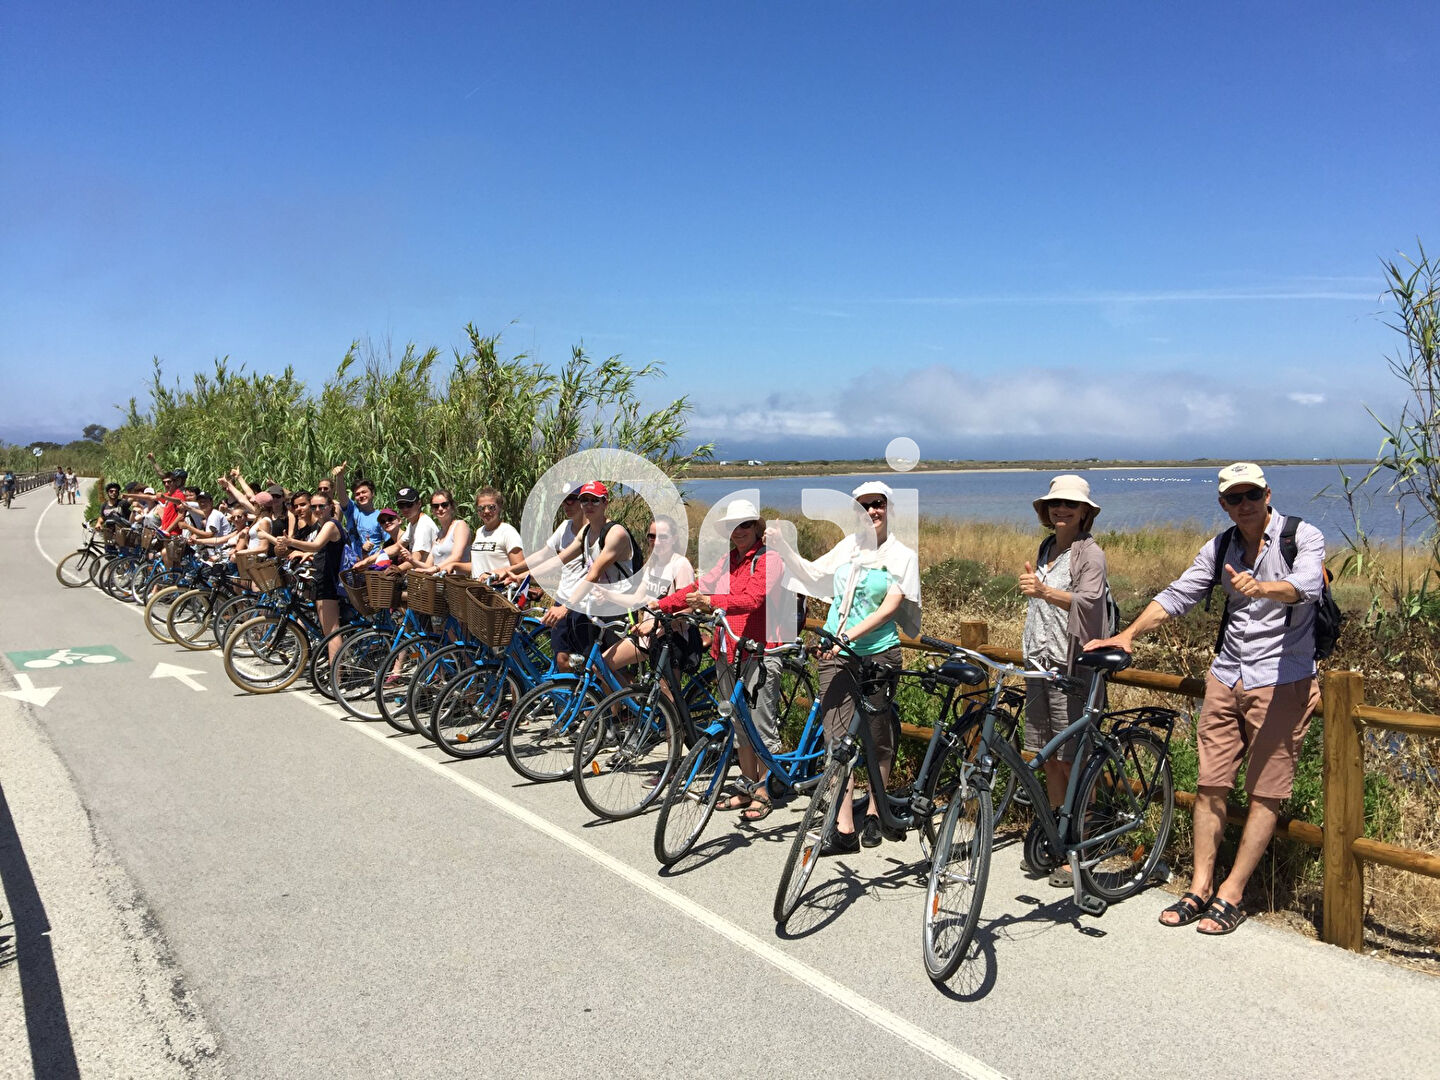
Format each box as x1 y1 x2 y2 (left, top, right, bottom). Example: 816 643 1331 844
591 761 601 775
932 894 940 917
456 734 468 743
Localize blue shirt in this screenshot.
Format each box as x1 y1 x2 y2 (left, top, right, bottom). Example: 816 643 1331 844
342 502 384 564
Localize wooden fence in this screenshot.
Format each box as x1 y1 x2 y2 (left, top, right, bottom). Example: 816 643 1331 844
889 619 1440 952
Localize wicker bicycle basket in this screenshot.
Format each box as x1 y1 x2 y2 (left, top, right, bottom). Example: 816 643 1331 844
405 571 449 618
101 521 121 545
364 570 405 611
162 537 187 568
248 557 284 593
234 550 262 582
341 573 375 617
459 583 521 649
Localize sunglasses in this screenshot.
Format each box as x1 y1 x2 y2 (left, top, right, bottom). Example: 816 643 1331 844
397 500 417 509
578 496 603 504
859 499 887 511
562 495 579 504
733 520 760 530
1047 498 1082 509
432 500 452 510
476 503 498 512
1222 488 1267 507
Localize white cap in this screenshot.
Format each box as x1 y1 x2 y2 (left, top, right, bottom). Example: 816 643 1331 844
851 480 894 501
1217 462 1267 493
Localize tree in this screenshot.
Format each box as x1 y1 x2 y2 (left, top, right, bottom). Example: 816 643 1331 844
27 441 61 452
83 424 108 443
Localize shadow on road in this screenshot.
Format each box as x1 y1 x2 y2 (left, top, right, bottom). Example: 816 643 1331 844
0 780 80 1079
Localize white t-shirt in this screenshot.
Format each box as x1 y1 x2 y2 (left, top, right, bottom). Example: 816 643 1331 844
402 513 439 557
205 508 232 536
546 520 585 602
470 522 523 578
640 551 695 601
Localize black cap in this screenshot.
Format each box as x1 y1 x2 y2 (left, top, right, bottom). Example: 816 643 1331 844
267 485 285 500
196 491 212 501
396 486 420 504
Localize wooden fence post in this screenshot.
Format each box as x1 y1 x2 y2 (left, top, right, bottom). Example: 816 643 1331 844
1321 670 1365 952
958 621 988 649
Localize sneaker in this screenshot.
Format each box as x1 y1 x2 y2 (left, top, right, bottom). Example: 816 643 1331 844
861 814 905 847
819 829 859 856
861 815 883 848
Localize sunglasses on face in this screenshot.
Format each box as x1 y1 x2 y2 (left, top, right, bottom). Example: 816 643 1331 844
432 500 452 510
732 520 760 531
1047 498 1082 510
397 500 417 509
579 496 602 505
1222 488 1267 507
859 499 886 511
562 496 578 505
477 503 498 512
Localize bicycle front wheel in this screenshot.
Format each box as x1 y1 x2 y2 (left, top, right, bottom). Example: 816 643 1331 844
431 663 518 758
774 750 852 926
573 687 682 821
409 643 477 741
1076 730 1174 903
922 772 993 983
654 731 733 866
143 585 182 643
377 639 431 734
329 629 392 721
167 589 217 650
56 549 95 588
223 615 309 694
504 681 600 782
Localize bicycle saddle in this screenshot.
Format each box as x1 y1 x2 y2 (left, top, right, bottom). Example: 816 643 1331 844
1076 647 1132 674
937 657 986 686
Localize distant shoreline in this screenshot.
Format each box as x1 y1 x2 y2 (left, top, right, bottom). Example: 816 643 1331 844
686 458 1369 482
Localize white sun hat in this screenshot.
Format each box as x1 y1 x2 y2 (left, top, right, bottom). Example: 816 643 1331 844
715 497 762 526
851 480 894 501
1032 474 1101 526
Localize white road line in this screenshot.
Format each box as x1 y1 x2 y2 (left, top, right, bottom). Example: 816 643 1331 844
33 497 59 566
293 692 1009 1080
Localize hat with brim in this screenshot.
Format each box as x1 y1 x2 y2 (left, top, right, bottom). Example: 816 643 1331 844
716 497 762 527
377 508 399 522
1033 474 1101 527
1217 462 1267 494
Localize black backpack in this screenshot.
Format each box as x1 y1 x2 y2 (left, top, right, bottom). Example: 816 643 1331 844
1037 536 1122 636
581 520 643 579
1203 515 1343 661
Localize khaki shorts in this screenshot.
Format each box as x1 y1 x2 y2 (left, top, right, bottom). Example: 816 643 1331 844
1196 673 1320 799
818 648 902 764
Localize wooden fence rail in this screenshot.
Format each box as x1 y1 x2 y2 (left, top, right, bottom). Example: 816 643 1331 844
870 619 1439 953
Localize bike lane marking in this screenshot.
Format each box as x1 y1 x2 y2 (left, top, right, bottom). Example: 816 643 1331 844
293 690 1010 1080
7 646 130 669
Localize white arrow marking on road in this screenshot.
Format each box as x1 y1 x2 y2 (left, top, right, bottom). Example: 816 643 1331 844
2 673 61 708
150 662 207 692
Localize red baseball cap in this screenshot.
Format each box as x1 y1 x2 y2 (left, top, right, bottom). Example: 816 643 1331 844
578 481 608 499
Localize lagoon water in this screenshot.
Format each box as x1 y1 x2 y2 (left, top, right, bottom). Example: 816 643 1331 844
685 464 1410 544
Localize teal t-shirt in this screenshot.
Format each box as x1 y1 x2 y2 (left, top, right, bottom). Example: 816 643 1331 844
822 562 902 655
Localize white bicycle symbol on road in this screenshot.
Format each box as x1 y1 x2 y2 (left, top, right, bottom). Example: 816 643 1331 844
24 649 118 669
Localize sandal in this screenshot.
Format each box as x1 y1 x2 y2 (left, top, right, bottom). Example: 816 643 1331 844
741 793 773 822
1196 897 1247 936
717 793 752 812
1158 891 1214 928
1048 868 1073 889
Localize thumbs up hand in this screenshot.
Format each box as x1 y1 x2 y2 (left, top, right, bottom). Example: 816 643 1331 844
1224 562 1264 598
1018 561 1044 599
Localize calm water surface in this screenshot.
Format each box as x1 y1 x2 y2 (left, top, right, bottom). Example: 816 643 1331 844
685 464 1405 543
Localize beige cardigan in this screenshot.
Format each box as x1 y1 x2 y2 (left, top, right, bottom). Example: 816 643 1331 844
1034 533 1109 673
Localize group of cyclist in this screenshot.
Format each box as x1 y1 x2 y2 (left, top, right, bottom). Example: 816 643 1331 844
77 455 1326 941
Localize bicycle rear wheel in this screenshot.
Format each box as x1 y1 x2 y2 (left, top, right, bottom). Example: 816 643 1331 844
168 589 214 650
223 615 309 694
377 639 431 734
654 731 733 865
409 643 477 740
1076 730 1174 903
773 750 852 925
430 663 518 758
101 555 139 601
918 708 1021 858
922 773 993 983
573 687 681 821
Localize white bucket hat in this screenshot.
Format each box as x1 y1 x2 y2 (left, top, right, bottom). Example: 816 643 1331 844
1033 474 1101 527
715 497 762 526
851 480 894 501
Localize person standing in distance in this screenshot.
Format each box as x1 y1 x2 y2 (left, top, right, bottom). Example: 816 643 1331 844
1087 463 1325 936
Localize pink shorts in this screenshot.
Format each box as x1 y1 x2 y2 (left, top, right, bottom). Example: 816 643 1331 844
1196 673 1320 799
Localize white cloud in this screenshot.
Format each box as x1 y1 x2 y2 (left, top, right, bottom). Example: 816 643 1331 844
1288 392 1326 406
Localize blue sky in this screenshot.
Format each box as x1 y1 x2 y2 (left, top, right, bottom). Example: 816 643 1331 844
2 2 1436 460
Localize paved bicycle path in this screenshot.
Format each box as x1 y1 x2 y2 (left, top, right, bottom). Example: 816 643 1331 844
2 492 1437 1079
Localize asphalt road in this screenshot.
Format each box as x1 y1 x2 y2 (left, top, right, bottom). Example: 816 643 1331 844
2 489 1438 1079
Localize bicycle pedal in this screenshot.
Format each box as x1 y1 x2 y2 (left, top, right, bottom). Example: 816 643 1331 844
1075 893 1108 918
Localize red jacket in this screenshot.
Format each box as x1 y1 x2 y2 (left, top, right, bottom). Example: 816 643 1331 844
658 542 782 660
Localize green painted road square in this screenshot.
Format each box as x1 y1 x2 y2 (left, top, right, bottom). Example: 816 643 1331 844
6 645 130 669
